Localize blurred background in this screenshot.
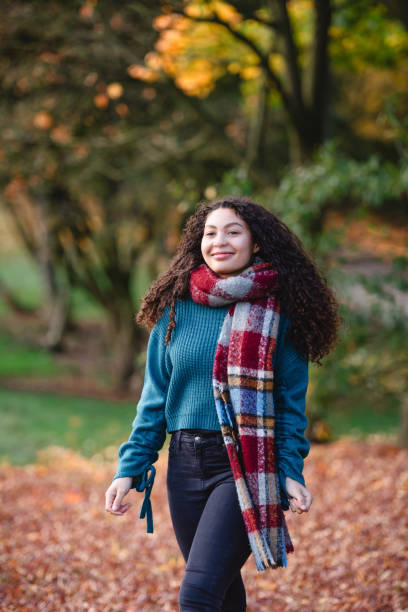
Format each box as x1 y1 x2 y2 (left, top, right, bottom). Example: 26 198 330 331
0 0 407 465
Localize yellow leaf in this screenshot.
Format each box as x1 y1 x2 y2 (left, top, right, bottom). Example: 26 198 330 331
240 66 261 80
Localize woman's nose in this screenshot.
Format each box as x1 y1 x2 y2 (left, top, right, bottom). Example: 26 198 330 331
212 233 228 245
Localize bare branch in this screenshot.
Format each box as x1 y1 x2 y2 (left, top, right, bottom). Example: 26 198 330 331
243 15 281 31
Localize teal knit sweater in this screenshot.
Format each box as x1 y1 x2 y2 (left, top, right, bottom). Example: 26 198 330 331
114 297 310 516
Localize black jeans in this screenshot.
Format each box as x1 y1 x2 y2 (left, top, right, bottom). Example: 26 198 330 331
166 429 251 612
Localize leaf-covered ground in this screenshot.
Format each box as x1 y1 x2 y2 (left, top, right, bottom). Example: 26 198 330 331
0 438 407 612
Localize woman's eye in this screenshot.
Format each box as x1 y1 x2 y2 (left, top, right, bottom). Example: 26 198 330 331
204 231 239 236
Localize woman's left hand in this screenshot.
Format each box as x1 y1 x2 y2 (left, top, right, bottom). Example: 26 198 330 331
285 477 313 514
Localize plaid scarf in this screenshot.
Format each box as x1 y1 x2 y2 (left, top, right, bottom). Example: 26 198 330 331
189 257 294 570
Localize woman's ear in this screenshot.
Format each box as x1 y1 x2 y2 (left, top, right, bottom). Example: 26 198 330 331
253 243 260 253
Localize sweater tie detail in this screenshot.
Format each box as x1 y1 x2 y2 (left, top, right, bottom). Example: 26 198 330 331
135 465 156 533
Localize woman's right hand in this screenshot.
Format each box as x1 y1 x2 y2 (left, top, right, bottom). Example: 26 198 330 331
105 477 133 515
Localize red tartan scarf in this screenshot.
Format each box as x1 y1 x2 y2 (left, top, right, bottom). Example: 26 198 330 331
189 257 294 570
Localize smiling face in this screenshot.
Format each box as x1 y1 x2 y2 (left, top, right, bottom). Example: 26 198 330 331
201 207 259 278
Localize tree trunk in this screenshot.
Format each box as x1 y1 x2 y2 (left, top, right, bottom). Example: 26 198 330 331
43 285 71 352
244 74 268 174
304 0 332 143
36 200 71 351
108 306 144 392
379 0 408 30
272 0 333 166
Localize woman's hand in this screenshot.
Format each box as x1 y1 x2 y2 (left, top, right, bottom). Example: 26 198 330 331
285 476 313 514
105 477 133 515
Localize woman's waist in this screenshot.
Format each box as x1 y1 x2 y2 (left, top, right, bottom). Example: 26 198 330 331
166 408 221 432
171 428 224 444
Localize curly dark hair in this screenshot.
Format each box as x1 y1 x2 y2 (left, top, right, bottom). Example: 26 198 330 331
136 195 342 364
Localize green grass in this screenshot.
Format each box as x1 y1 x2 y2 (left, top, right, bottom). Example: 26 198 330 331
0 333 63 377
0 389 141 465
0 387 400 467
325 400 400 439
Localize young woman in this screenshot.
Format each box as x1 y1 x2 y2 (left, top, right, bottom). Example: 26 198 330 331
105 196 340 611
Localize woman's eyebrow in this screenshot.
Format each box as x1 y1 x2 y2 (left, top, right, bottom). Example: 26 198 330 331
204 222 244 229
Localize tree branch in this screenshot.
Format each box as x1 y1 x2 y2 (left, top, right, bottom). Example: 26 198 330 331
3 199 37 257
170 9 292 111
243 14 281 31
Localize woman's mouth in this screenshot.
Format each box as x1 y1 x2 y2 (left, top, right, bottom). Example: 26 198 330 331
212 253 234 259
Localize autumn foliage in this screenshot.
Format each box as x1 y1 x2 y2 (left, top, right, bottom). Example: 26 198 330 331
0 438 407 611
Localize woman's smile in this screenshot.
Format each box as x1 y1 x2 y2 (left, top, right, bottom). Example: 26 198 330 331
211 252 234 259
